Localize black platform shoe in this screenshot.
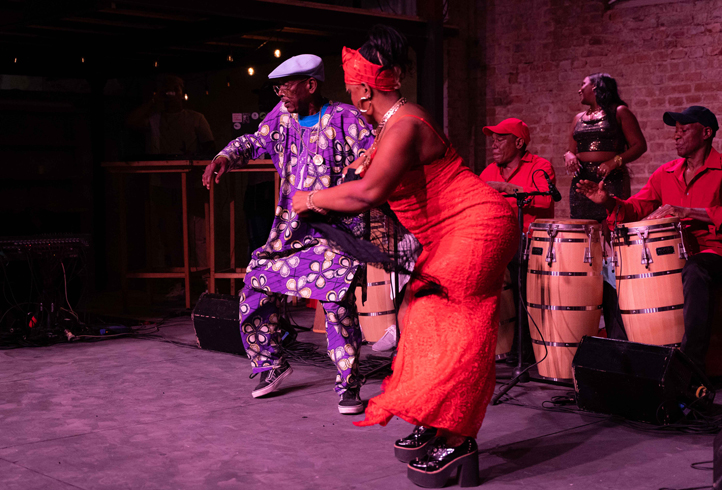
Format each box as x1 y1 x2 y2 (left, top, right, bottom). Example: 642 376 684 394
407 437 479 488
394 426 438 463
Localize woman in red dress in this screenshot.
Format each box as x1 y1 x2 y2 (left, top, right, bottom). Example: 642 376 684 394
292 26 517 488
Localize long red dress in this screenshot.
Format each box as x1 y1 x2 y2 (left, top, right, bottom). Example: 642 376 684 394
354 117 518 437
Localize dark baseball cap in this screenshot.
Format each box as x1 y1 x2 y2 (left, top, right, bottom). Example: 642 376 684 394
663 105 719 131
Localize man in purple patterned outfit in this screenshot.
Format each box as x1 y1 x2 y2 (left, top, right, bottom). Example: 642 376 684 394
203 55 374 414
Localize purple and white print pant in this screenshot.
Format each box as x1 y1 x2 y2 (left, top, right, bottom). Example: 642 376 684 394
239 284 362 393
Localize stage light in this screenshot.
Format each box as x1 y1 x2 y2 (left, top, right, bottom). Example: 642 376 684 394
184 94 188 100
14 57 17 63
154 60 158 68
274 49 281 58
81 57 85 63
248 67 255 76
227 54 233 62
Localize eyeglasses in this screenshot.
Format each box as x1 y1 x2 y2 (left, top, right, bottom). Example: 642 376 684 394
273 78 310 96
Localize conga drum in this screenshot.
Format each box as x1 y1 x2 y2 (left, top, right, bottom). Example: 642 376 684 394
496 268 516 360
356 265 396 343
526 219 603 381
312 302 326 334
613 217 688 346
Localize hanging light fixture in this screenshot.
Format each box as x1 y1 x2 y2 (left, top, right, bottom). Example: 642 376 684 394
274 49 281 58
247 67 255 76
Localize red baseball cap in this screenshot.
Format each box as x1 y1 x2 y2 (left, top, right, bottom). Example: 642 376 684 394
482 118 530 145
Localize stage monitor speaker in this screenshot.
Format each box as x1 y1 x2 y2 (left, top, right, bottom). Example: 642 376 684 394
191 292 245 356
572 336 712 425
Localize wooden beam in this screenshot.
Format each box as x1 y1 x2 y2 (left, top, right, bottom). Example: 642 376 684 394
98 7 204 22
115 0 430 39
63 16 166 30
26 24 118 35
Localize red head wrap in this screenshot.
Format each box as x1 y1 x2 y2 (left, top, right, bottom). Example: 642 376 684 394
342 46 399 91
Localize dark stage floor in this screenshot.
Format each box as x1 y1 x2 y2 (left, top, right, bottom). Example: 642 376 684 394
0 304 716 489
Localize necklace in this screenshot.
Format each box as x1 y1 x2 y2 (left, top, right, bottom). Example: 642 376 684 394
584 106 605 120
294 103 328 190
357 97 407 175
306 103 327 166
376 97 407 136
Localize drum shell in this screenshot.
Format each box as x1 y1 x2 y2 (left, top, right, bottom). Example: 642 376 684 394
526 219 603 380
614 217 686 346
496 268 516 360
312 302 326 334
355 265 396 343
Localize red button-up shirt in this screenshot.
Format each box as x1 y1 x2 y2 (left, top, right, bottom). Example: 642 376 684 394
608 146 722 255
480 151 555 233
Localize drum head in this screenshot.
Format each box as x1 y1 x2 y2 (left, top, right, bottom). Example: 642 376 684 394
622 216 680 229
532 219 599 226
529 219 601 233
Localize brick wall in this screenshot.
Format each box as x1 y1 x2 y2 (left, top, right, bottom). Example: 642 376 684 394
447 0 722 218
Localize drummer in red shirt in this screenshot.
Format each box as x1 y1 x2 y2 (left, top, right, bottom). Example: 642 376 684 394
480 118 555 364
576 106 722 374
480 118 555 232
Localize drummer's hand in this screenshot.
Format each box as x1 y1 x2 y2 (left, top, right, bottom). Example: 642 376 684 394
202 156 231 189
486 181 522 195
564 151 581 175
643 204 689 220
575 179 610 204
292 190 311 216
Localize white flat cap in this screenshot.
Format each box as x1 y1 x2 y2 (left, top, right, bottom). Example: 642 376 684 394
268 54 325 81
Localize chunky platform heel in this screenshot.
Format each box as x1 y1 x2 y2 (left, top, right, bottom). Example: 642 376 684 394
394 426 438 463
407 437 480 488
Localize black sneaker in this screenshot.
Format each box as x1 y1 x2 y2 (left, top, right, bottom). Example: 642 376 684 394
338 388 364 414
251 363 293 398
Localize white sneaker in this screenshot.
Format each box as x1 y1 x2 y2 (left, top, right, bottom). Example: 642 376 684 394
372 325 397 352
338 388 364 414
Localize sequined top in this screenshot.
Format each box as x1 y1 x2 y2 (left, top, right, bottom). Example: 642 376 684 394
573 112 626 153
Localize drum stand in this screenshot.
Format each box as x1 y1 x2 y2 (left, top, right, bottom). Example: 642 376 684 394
492 189 555 405
360 217 402 380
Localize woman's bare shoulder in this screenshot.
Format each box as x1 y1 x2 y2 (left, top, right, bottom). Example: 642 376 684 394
616 105 635 117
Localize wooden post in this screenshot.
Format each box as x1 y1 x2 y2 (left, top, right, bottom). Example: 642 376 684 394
144 184 153 300
417 0 445 125
230 183 236 295
208 177 216 293
181 172 191 309
204 200 210 286
118 174 128 312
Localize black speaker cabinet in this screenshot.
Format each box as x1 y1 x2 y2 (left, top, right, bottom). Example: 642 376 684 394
572 336 709 425
191 293 245 356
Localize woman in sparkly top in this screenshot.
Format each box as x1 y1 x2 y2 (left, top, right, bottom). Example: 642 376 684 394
565 73 647 221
